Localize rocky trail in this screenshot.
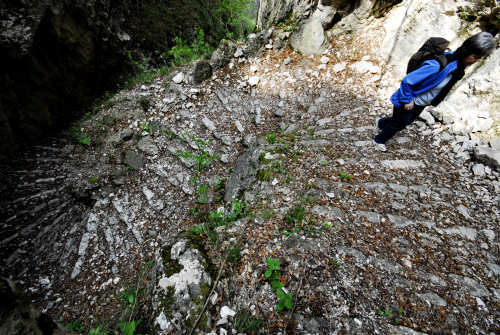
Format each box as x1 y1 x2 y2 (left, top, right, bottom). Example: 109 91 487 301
1 31 499 334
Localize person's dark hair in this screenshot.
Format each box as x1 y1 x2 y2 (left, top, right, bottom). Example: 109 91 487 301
454 31 496 60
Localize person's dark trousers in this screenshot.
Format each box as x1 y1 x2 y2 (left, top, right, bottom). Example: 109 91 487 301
374 104 425 144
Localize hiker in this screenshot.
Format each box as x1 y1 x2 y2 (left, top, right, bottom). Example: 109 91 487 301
374 31 496 147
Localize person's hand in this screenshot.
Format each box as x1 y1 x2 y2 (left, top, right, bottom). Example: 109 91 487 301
404 101 414 110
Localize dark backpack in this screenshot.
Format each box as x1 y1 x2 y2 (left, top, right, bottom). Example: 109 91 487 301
406 37 450 74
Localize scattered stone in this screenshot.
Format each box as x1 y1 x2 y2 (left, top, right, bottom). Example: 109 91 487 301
333 62 346 73
248 76 260 86
172 72 184 84
419 110 435 125
382 160 425 169
137 136 159 155
418 292 447 306
202 117 216 131
192 60 212 84
471 163 486 176
123 150 145 170
284 57 292 65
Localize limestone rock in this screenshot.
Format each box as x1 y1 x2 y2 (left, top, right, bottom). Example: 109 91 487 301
290 19 328 55
210 39 237 70
192 60 212 84
474 146 500 170
152 235 213 333
137 136 159 155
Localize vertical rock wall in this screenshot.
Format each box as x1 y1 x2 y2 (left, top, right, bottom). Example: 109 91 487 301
0 0 248 159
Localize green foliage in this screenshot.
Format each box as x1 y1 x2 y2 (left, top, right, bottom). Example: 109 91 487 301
119 320 142 335
89 326 109 335
265 257 293 313
234 309 262 333
69 125 91 146
216 0 256 40
338 170 352 181
197 184 209 203
89 176 99 184
227 241 241 264
190 200 246 242
166 28 213 66
66 320 85 332
266 133 277 144
176 136 219 172
285 205 305 225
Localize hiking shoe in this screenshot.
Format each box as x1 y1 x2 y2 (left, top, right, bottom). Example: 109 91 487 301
374 142 387 152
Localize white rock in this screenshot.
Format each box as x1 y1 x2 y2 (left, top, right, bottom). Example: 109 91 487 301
472 163 486 176
234 120 244 133
284 57 292 65
234 48 244 57
172 72 184 83
220 306 236 319
202 117 216 131
250 65 258 73
155 311 171 331
248 76 260 86
333 62 346 73
320 56 329 64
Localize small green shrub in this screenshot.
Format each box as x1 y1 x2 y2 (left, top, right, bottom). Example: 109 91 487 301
285 205 305 225
234 309 262 333
66 320 85 332
167 28 213 66
265 257 293 312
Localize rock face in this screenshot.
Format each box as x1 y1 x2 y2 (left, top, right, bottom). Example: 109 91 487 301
152 236 213 334
290 18 328 55
0 0 240 159
431 47 500 137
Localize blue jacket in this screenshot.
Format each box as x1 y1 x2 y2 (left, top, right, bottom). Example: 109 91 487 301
390 58 459 108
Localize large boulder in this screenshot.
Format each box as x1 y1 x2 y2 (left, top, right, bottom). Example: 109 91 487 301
290 18 328 55
210 39 237 70
431 47 500 136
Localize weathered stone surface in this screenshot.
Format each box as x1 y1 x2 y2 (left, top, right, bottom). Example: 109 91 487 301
192 60 213 84
137 136 159 156
290 18 328 55
382 160 425 169
224 144 264 202
210 39 237 70
153 236 213 333
123 150 146 170
474 146 500 170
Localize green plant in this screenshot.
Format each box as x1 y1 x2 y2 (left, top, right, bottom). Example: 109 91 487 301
119 320 142 335
176 136 219 172
89 326 109 335
166 28 213 66
234 309 262 333
338 170 352 181
285 205 305 225
227 241 241 264
214 178 225 202
265 258 293 312
266 133 277 144
89 176 99 184
322 221 332 229
66 320 85 332
197 184 209 203
161 127 176 139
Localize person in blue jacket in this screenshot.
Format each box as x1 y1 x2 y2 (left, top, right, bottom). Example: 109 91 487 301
374 32 496 146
